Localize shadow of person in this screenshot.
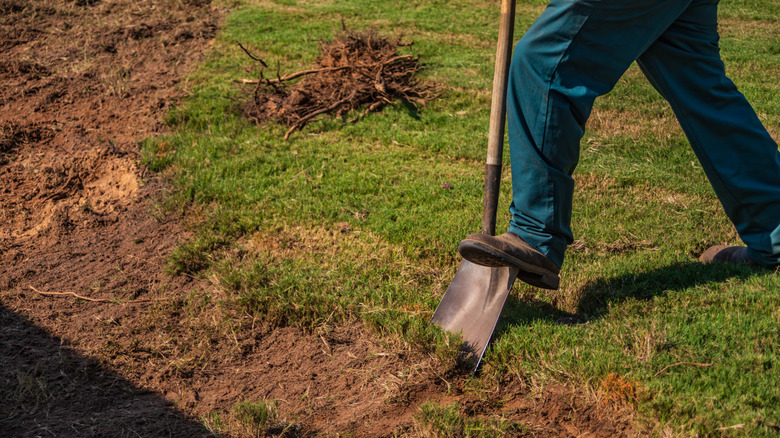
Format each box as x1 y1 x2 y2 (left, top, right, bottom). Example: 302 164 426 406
0 306 210 438
493 261 761 335
573 261 759 320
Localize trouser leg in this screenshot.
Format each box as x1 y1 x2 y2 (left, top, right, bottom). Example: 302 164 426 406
505 0 779 267
506 0 694 267
636 4 780 266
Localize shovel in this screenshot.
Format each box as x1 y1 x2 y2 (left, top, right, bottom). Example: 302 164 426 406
431 0 517 372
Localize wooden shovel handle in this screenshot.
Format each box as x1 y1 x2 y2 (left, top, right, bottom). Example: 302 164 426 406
482 0 516 236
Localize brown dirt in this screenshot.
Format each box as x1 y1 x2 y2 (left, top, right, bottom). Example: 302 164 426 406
0 1 640 436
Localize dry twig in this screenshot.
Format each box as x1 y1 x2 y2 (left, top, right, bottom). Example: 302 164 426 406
284 89 358 140
238 27 438 139
29 285 162 304
653 361 713 377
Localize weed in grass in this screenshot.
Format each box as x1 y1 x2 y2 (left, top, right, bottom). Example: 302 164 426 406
599 373 638 407
414 401 529 438
101 66 131 97
623 318 672 364
202 399 300 437
141 138 178 173
14 367 50 413
415 402 463 438
201 411 226 435
235 399 275 427
168 234 229 276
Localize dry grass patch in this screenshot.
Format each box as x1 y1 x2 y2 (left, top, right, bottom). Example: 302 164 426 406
245 222 451 297
414 28 494 51
718 17 780 38
587 107 680 142
607 318 671 364
573 172 715 211
202 399 301 437
722 62 780 82
598 373 638 407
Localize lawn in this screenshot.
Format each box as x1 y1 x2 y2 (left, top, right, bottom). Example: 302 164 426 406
142 0 780 435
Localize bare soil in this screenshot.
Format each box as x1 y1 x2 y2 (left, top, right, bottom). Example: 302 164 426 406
0 1 639 436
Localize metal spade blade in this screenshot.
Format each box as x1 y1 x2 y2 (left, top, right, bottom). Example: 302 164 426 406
431 261 519 371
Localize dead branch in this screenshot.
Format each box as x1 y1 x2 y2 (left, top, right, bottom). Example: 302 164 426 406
237 65 352 85
237 42 267 67
237 26 439 139
29 285 163 304
284 89 358 140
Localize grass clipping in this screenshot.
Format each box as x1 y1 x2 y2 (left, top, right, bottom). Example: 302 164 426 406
239 27 438 140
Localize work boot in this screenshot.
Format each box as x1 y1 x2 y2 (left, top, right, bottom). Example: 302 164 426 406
458 232 560 290
699 245 760 266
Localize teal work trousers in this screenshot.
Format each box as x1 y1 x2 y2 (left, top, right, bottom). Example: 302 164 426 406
506 0 780 267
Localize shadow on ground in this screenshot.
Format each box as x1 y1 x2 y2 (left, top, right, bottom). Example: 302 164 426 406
496 261 761 333
0 306 211 438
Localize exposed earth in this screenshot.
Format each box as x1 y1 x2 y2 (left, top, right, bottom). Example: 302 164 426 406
0 1 639 436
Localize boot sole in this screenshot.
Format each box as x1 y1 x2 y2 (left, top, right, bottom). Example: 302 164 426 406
458 240 559 290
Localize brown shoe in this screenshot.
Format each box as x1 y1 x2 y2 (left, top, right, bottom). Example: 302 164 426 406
458 232 560 290
699 245 759 266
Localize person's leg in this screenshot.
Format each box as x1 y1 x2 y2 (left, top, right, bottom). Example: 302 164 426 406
460 0 701 287
636 1 780 266
505 0 696 268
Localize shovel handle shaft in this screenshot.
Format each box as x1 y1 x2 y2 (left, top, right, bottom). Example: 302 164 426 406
482 164 501 235
483 0 516 236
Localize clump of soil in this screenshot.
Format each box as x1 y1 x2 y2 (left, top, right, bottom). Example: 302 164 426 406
241 27 438 139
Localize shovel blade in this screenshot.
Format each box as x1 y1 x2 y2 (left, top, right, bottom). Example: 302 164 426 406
431 260 518 371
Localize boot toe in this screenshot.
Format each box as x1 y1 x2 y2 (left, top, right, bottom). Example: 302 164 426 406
700 245 757 265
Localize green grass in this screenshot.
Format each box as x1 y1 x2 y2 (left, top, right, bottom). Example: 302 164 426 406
414 401 529 437
143 0 780 436
202 399 300 436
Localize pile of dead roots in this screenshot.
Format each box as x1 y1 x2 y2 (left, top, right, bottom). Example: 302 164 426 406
239 27 438 140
